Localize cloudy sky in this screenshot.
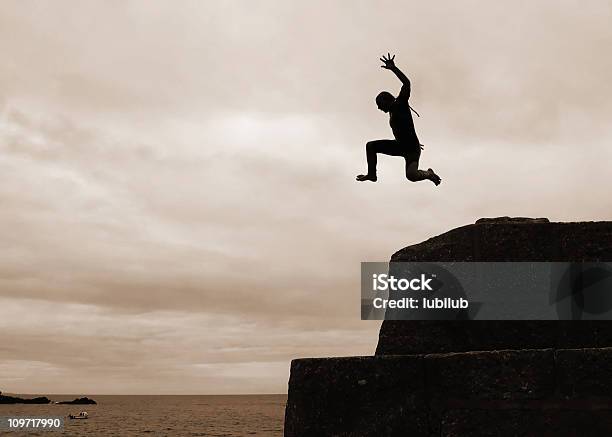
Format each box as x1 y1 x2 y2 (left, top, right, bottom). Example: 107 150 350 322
1 1 611 394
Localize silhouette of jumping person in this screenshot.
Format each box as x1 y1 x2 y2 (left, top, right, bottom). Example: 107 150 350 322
357 54 441 185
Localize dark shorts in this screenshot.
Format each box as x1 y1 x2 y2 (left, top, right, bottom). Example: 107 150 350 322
368 139 421 164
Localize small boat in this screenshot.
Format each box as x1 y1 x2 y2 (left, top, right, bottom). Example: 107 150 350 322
68 411 88 420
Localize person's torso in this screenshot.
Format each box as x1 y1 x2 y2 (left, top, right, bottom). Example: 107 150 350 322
389 98 419 144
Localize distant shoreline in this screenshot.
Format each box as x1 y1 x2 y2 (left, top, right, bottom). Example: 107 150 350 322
0 394 96 405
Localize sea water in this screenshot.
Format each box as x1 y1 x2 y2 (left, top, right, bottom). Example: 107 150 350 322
0 394 286 436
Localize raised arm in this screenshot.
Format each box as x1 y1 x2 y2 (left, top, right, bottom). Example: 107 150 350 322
380 53 410 100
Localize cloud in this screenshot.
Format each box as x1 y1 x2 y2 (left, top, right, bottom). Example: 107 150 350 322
0 0 611 394
0 297 374 394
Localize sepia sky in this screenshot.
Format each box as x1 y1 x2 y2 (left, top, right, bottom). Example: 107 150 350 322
1 1 611 394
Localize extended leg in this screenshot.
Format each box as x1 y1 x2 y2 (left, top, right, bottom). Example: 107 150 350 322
356 140 402 182
405 159 441 185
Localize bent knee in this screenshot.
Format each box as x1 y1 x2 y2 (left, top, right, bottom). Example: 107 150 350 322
405 168 421 182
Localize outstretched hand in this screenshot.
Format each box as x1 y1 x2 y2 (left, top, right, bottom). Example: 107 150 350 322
380 53 396 70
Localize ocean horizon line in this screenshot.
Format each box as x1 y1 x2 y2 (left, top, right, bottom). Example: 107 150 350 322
2 392 287 397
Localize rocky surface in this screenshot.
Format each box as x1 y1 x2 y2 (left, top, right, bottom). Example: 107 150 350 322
286 348 612 436
378 217 612 355
284 356 427 437
391 217 612 263
284 218 612 436
377 319 612 355
56 397 97 405
0 394 96 405
0 395 50 404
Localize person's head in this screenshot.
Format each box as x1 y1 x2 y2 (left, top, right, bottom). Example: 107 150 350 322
375 91 394 113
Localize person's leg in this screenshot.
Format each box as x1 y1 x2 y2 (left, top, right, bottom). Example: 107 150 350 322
356 140 402 182
405 157 442 185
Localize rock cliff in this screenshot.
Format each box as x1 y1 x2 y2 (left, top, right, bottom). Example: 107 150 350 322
0 395 50 404
284 217 612 436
